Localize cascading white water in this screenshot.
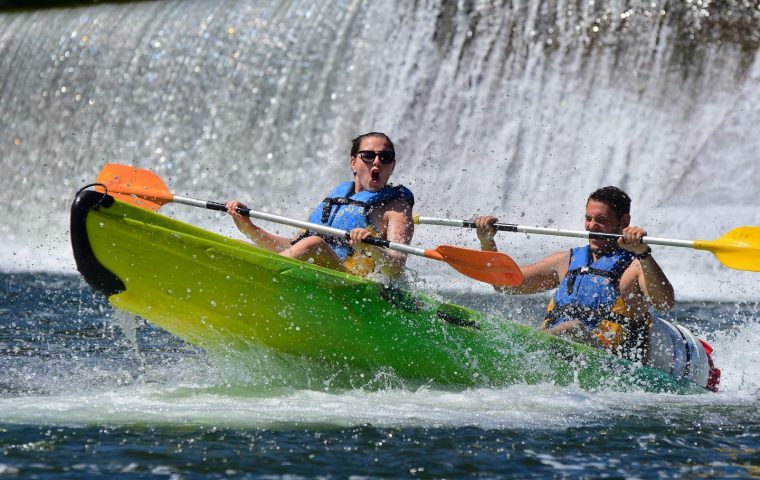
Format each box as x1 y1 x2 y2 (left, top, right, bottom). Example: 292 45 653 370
1 0 758 299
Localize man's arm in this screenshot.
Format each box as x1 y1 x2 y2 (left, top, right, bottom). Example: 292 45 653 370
633 254 675 310
494 251 567 294
474 215 566 294
619 226 675 310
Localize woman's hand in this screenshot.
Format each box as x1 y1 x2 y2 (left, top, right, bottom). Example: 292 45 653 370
226 200 253 232
348 227 373 246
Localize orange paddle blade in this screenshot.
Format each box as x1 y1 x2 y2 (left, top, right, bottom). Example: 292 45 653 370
424 245 524 286
694 226 760 272
95 163 174 211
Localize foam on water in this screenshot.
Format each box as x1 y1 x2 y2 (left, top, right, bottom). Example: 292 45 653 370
2 360 758 431
708 310 760 392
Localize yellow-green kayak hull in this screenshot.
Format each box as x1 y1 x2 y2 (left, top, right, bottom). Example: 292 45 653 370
71 190 707 394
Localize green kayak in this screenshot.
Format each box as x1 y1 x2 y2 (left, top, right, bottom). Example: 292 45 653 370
70 189 713 394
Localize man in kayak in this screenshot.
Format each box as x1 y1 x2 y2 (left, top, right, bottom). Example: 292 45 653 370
474 186 674 361
226 132 414 278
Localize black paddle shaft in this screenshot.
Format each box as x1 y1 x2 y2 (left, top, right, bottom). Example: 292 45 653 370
205 201 392 248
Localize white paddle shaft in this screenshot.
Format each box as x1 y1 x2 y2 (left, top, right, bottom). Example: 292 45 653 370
415 216 695 248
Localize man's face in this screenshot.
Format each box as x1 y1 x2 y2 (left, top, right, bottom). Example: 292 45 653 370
585 200 629 252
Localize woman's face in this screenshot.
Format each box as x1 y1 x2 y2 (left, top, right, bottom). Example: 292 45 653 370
350 136 395 192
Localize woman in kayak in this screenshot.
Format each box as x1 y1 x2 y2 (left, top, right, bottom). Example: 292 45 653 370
226 132 414 278
473 186 674 361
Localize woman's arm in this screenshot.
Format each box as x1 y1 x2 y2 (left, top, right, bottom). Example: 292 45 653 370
226 200 294 253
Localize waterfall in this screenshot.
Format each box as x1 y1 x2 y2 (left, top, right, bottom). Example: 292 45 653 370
1 0 758 299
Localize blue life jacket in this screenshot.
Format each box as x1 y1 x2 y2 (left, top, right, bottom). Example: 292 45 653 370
545 245 635 330
304 181 414 261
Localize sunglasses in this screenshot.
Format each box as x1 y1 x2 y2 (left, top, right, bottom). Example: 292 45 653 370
356 150 395 164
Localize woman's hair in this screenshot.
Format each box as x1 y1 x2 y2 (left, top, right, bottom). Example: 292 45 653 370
350 132 395 156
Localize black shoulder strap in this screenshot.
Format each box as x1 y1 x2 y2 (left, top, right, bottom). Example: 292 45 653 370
319 184 369 223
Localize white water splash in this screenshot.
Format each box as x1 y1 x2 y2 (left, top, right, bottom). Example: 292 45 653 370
1 0 758 303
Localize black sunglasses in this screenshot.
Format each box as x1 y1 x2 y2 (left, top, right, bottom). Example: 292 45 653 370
356 150 395 164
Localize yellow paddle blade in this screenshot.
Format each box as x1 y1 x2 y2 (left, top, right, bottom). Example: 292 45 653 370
95 163 174 211
694 226 760 272
424 245 524 286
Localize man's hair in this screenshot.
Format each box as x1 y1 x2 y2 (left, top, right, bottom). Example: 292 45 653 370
350 132 395 157
587 186 631 218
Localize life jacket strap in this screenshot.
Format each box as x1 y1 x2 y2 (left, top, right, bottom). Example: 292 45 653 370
319 196 372 223
291 230 353 256
564 266 621 295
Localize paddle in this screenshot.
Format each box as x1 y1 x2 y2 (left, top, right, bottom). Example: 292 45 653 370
413 215 760 273
93 164 524 286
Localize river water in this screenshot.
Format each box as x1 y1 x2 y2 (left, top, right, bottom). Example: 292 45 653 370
1 0 759 477
2 272 760 477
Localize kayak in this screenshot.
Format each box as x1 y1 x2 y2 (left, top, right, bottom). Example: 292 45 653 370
70 189 719 393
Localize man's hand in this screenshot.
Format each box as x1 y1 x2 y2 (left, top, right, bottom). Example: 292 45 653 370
474 216 498 247
618 226 649 255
